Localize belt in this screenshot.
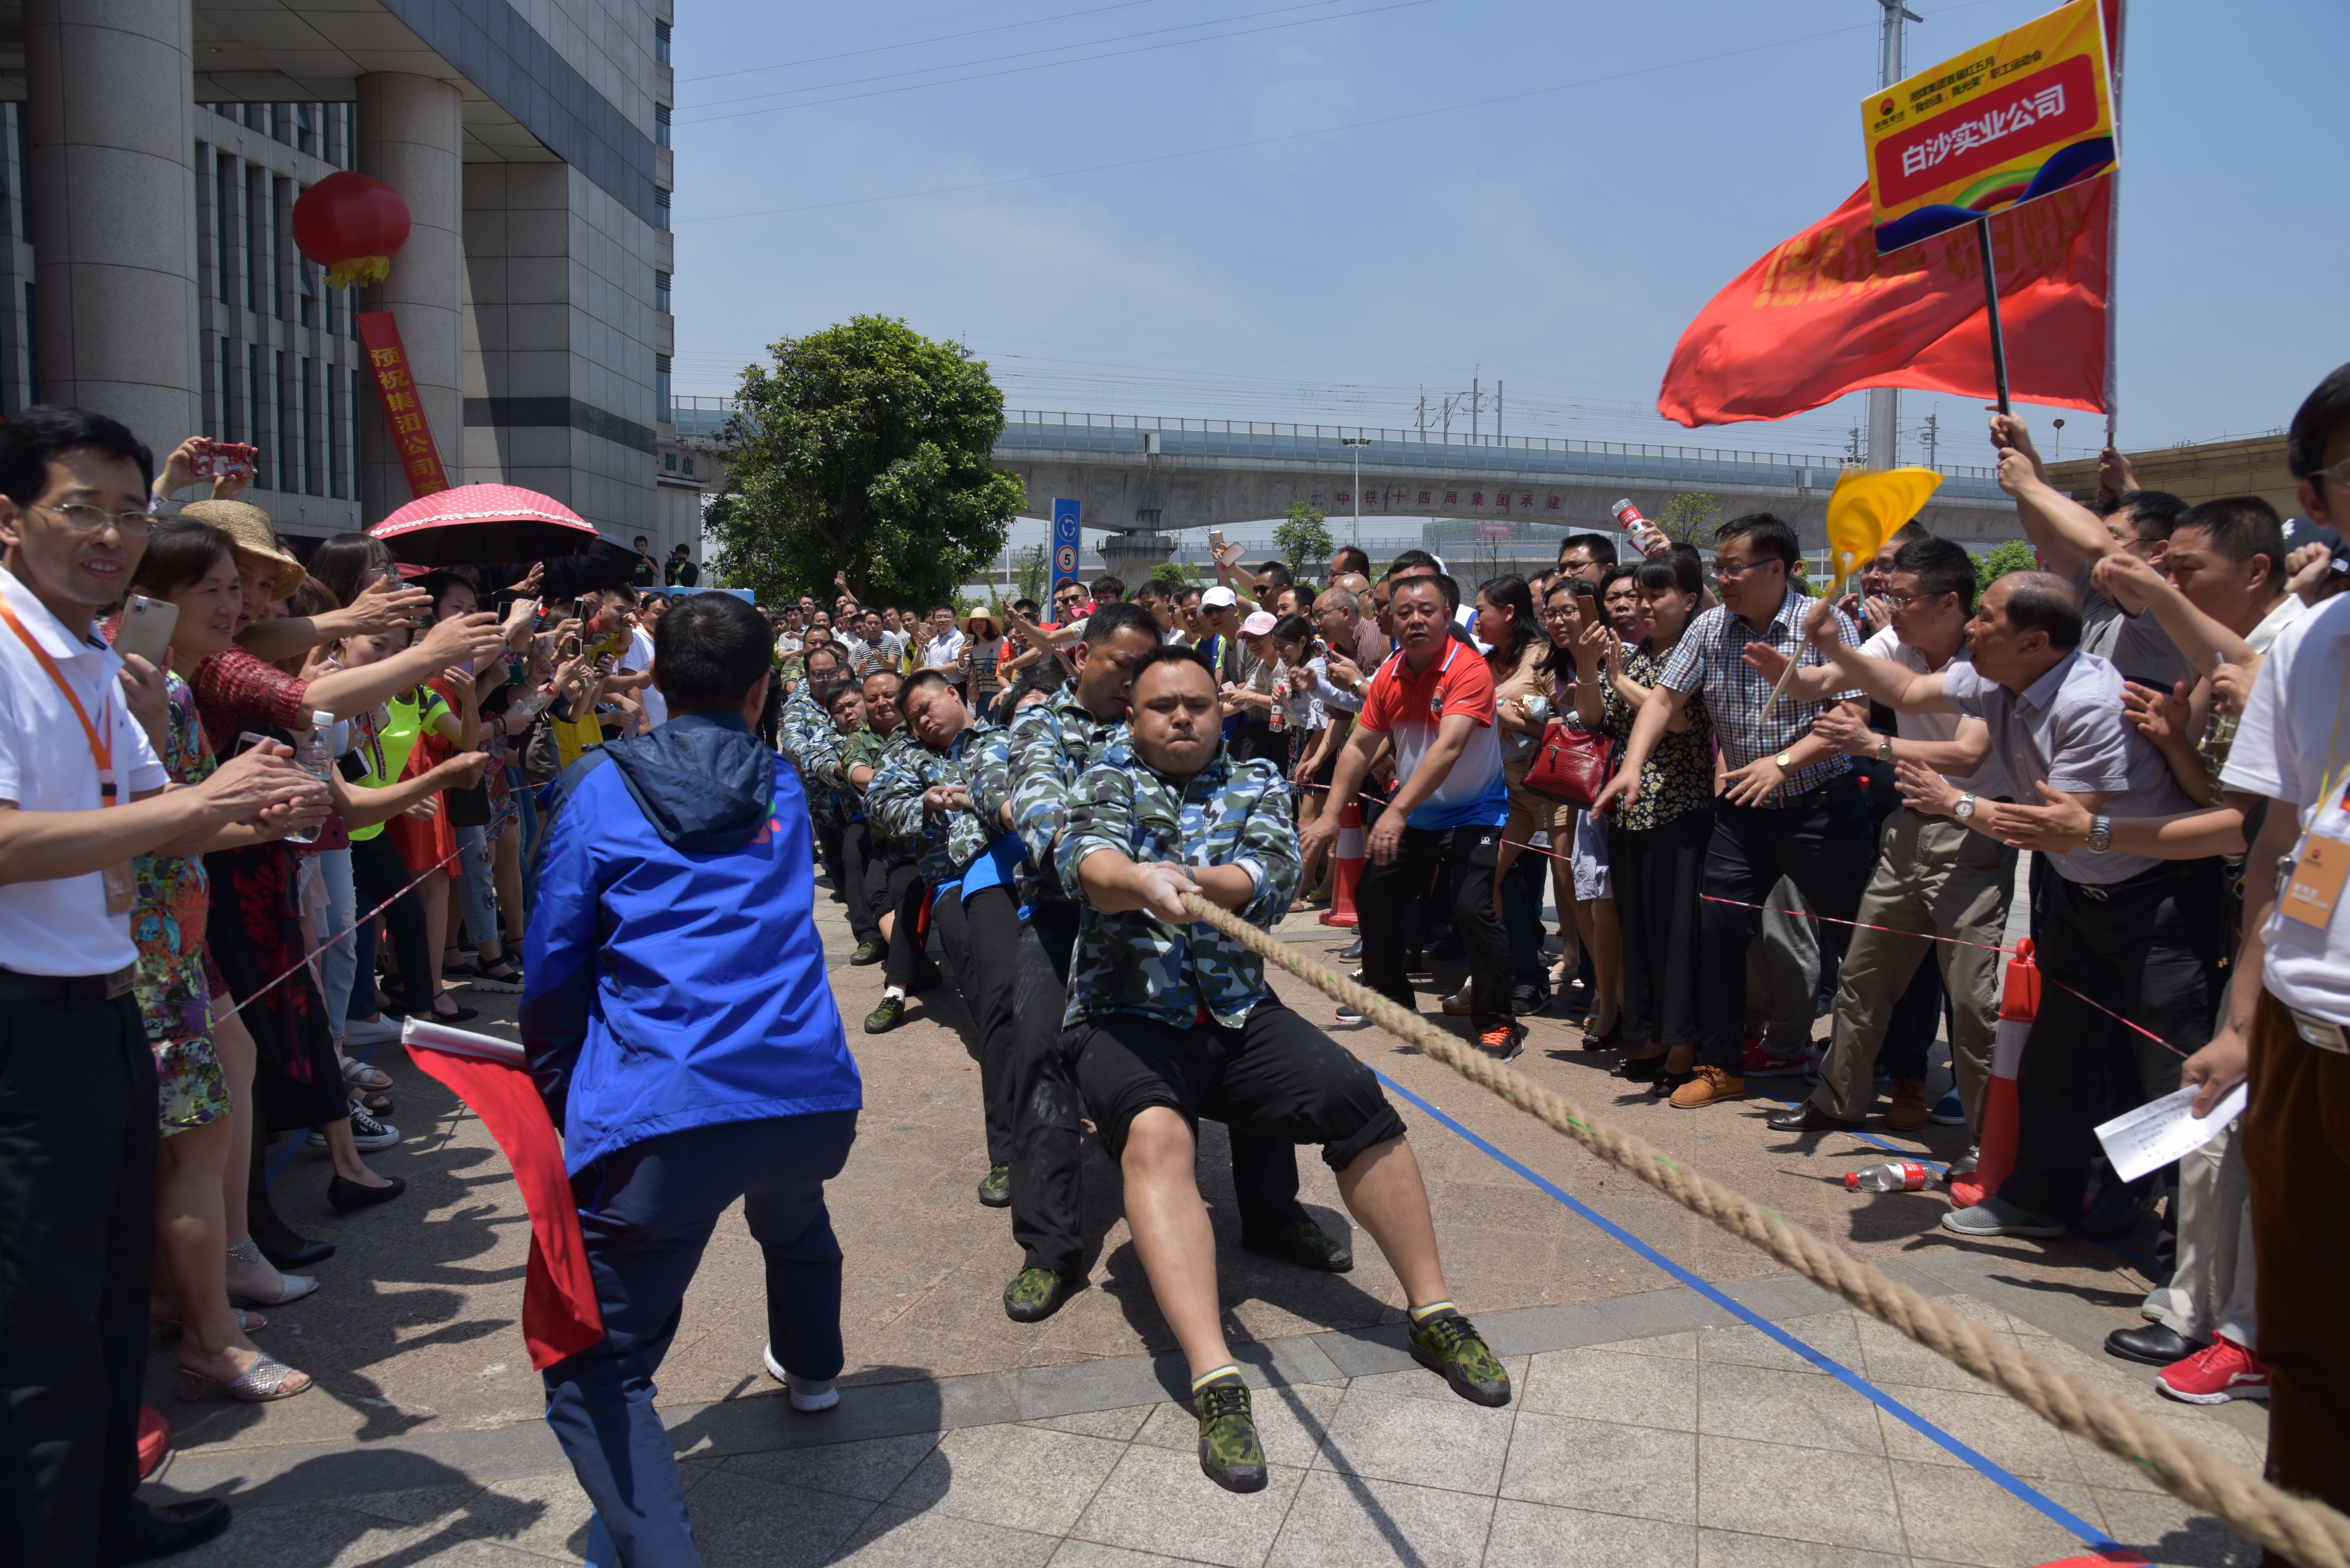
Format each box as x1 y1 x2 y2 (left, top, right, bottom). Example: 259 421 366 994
0 965 135 1001
2063 859 2187 903
2288 1006 2350 1055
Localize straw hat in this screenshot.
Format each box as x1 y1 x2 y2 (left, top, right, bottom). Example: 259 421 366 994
181 500 304 599
965 610 1000 637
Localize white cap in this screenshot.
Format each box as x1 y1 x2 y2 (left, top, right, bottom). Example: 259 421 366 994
1200 586 1240 609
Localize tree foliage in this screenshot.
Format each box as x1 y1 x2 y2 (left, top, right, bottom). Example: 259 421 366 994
1149 559 1201 590
1658 492 1722 545
707 316 1027 608
1012 543 1049 606
1273 503 1334 583
1974 539 2038 594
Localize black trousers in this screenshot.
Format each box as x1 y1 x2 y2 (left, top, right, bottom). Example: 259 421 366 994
1695 781 1875 1072
1069 1001 1409 1171
351 831 434 1007
836 819 882 946
0 991 155 1562
881 860 930 988
2001 860 2222 1219
1357 824 1510 1029
1613 809 1713 1049
1006 903 1308 1277
811 810 846 900
933 885 1024 1167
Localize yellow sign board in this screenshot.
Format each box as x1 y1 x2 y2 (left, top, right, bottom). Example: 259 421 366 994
1863 0 2114 254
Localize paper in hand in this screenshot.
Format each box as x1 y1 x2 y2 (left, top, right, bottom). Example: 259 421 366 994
2093 1082 2247 1186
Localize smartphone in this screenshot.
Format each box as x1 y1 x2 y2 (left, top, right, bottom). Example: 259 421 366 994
114 594 180 668
572 596 591 624
188 439 256 479
1208 529 1226 550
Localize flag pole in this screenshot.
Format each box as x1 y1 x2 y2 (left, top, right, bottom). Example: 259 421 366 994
1975 216 2012 416
2102 0 2126 448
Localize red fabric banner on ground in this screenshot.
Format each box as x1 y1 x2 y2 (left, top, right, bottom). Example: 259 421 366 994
405 1042 604 1369
1656 174 2111 429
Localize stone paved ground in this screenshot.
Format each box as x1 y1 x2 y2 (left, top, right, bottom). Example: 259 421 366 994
142 872 2268 1566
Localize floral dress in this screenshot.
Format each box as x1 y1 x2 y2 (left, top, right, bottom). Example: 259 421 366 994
132 672 229 1134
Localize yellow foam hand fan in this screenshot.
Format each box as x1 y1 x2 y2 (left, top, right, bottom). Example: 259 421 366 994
1824 467 1944 596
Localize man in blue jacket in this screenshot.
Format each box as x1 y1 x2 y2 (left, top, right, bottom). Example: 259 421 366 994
523 592 862 1566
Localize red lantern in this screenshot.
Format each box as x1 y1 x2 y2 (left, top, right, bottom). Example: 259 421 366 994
291 172 411 289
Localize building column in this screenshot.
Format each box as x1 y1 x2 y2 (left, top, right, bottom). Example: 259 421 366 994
25 0 200 457
356 72 463 518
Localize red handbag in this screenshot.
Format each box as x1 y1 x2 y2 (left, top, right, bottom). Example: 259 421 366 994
1521 719 1612 808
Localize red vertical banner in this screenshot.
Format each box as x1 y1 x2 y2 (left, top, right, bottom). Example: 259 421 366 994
355 310 449 500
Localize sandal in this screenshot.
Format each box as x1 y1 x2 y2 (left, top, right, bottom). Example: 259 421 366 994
426 991 478 1024
225 1238 319 1305
341 1056 392 1091
177 1352 311 1403
469 961 524 995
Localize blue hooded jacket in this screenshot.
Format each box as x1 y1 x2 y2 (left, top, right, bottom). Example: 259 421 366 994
521 712 861 1175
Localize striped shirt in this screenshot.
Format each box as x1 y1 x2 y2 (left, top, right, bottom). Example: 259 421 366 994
1656 586 1862 803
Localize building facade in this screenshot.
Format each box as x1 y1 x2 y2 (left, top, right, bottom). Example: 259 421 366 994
10 0 696 563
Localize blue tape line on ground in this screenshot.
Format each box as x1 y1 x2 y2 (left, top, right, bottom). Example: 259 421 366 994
1757 1094 2165 1275
1374 1069 2122 1555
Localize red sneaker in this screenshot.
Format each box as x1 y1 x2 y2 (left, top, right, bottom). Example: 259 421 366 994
2157 1334 2270 1405
1740 1034 1808 1078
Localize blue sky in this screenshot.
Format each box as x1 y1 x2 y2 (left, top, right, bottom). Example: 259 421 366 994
670 0 2346 550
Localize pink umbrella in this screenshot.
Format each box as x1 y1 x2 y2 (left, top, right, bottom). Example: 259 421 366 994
370 483 601 567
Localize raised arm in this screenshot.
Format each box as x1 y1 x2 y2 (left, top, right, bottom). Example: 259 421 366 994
1990 413 2116 579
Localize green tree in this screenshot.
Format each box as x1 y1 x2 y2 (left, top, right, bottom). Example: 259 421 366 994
1273 503 1334 582
1012 542 1049 606
1658 492 1722 545
1975 539 2038 595
1149 559 1200 591
708 315 1027 608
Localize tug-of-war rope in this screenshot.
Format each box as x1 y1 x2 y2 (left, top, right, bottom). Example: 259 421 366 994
1176 891 2350 1568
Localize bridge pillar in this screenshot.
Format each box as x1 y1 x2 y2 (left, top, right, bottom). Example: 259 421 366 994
1096 530 1179 584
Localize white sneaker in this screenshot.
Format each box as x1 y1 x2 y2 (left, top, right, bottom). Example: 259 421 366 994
344 1014 403 1046
763 1344 839 1412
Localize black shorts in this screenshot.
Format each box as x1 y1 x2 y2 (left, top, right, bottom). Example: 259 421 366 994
1067 1003 1406 1173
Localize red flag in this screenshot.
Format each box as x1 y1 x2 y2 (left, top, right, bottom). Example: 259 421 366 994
1656 175 2110 429
405 1041 605 1369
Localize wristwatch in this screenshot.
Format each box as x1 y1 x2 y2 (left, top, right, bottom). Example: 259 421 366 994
2087 813 2113 853
1876 735 1894 764
1774 750 1794 770
1954 793 1975 820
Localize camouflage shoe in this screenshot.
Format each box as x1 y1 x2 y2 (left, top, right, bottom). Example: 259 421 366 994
849 939 886 967
976 1163 1012 1208
1241 1218 1354 1274
1190 1373 1267 1493
1001 1267 1076 1324
862 994 907 1034
1408 1308 1512 1407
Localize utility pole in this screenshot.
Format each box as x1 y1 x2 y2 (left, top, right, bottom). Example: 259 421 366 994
1416 390 1428 440
1470 370 1481 442
1342 436 1371 546
1916 411 1940 470
1867 0 1922 470
1496 380 1504 444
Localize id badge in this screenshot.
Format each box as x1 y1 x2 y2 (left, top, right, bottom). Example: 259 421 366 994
102 860 136 915
2280 830 2350 930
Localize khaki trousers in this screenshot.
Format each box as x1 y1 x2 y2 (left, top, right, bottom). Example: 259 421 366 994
2138 1113 2255 1346
1812 809 2013 1127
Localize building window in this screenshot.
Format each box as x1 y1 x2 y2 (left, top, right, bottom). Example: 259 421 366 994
329 366 348 499
655 104 671 147
655 188 671 231
654 270 671 313
305 357 327 495
656 354 672 422
277 349 296 494
214 152 237 306
245 165 266 313
248 343 267 480
656 19 671 62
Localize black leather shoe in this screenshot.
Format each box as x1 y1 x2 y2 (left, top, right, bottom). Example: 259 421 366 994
1613 1052 1668 1082
327 1174 407 1214
99 1498 232 1565
1766 1104 1867 1133
2105 1323 2205 1366
258 1236 336 1270
1338 937 1363 959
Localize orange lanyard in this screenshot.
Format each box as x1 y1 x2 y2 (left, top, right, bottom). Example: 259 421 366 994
0 597 117 804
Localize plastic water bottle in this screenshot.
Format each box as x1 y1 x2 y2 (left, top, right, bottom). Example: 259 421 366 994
1268 661 1289 731
1845 1160 1931 1193
281 709 336 846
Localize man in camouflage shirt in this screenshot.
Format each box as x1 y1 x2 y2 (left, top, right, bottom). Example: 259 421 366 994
1061 644 1509 1492
834 670 930 985
994 605 1334 1333
805 681 887 964
778 641 847 897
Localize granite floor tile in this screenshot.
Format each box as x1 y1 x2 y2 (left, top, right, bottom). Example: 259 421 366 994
1697 1362 1886 1457
1310 1374 1518 1495
1498 1409 1698 1523
1047 1542 1230 1568
1483 1499 1698 1567
161 1507 452 1568
2080 1485 2259 1568
1869 1382 2085 1485
831 1503 1063 1566
1262 1469 1495 1567
884 1423 1127 1535
1697 1313 1863 1376
1853 1317 2018 1396
1522 1343 1699 1431
1070 1443 1308 1568
721 1431 943 1502
1695 1435 1905 1553
1696 1529 1911 1568
1134 1382 1345 1471
1027 1404 1161 1442
686 1470 883 1567
1883 1459 2109 1568
1588 1329 1702 1360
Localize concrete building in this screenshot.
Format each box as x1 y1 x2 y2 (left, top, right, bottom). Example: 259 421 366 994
4 0 696 563
2044 433 2301 518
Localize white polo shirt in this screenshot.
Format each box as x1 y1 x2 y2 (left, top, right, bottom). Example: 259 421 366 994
621 624 666 728
0 566 169 976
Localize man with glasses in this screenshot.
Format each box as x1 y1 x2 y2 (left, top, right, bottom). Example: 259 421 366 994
1595 514 1875 1109
1749 537 2009 1147
1556 533 1618 586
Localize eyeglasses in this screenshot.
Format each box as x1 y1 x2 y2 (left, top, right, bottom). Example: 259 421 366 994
1712 557 1777 580
1882 589 1953 609
2313 456 2350 489
37 501 152 536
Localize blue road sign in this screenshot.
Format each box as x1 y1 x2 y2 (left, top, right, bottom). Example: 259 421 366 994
1050 499 1081 601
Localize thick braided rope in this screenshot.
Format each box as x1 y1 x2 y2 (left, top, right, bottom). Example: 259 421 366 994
1180 893 2350 1568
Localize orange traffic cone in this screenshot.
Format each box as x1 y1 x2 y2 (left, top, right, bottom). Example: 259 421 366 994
1320 797 1365 928
137 1405 169 1479
1951 937 2039 1209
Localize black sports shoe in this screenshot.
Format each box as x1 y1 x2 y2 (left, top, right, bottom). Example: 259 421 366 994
1242 1218 1353 1273
976 1163 1011 1207
863 994 907 1034
1408 1308 1512 1407
1003 1267 1077 1323
849 939 886 966
1191 1373 1267 1493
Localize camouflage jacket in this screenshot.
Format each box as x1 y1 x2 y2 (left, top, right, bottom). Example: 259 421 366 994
867 720 1009 881
800 717 860 825
777 680 830 774
1058 736 1300 1029
833 720 901 838
1005 692 1124 908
